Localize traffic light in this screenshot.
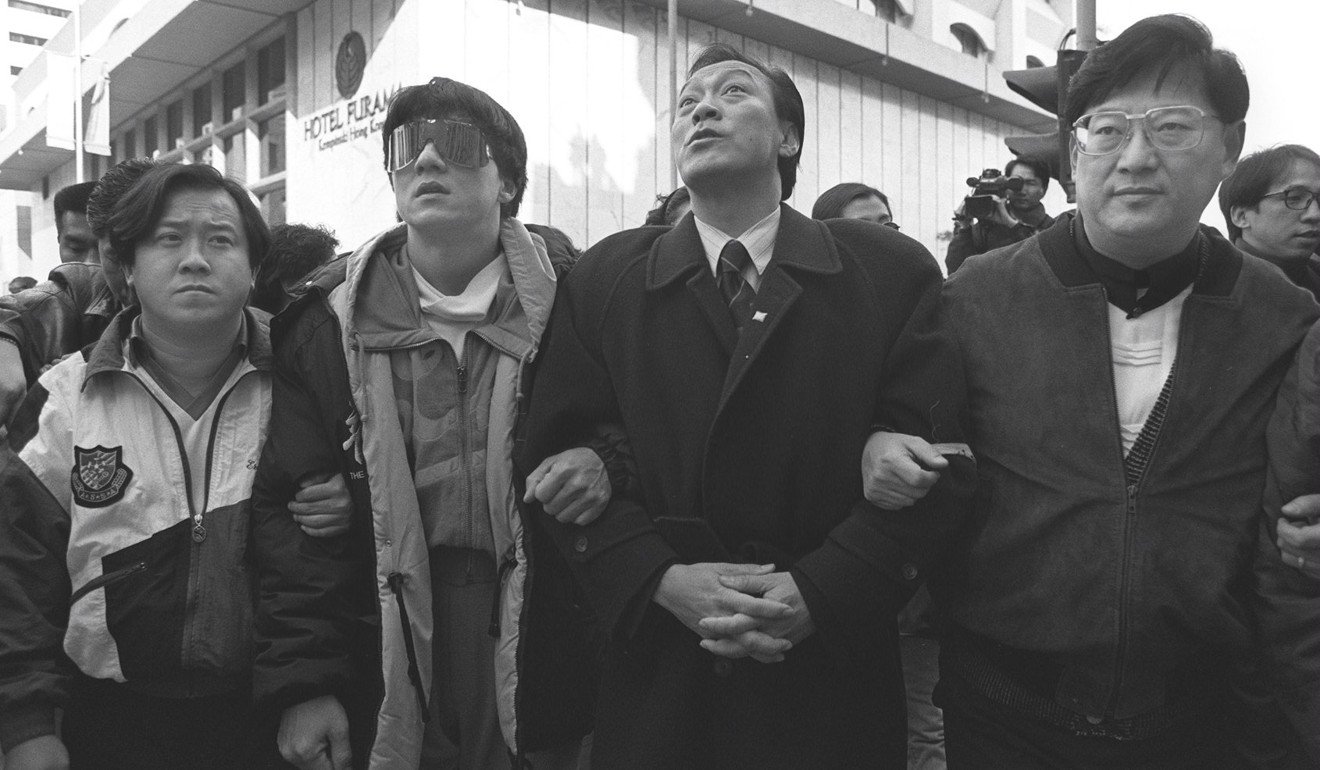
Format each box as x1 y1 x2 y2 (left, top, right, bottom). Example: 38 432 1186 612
1003 49 1087 201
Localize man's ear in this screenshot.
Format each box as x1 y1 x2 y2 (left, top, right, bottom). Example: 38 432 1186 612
1069 136 1079 176
1229 203 1254 232
122 263 135 288
497 177 517 204
1220 120 1246 180
778 121 801 159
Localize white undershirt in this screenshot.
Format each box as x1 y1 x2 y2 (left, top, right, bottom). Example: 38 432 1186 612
1110 286 1191 454
411 253 506 360
694 206 780 291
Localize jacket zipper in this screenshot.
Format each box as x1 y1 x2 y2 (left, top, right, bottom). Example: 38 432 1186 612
387 571 430 722
456 341 474 554
69 560 147 606
1103 325 1183 721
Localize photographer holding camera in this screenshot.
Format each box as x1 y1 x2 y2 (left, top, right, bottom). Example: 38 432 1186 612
945 158 1054 274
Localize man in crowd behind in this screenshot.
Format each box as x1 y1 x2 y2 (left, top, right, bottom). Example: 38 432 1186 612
812 182 898 228
53 181 99 264
865 14 1317 765
1218 144 1320 298
7 277 36 294
0 161 151 426
250 223 339 315
945 157 1054 274
0 162 314 768
520 42 972 767
250 76 607 769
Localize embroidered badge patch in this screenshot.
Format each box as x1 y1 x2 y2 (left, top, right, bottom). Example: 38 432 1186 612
71 445 133 508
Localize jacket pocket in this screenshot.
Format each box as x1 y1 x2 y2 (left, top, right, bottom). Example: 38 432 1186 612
101 518 193 681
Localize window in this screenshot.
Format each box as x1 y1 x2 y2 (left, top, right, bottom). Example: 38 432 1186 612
951 24 986 58
166 101 183 149
142 116 158 157
16 204 31 257
193 83 212 135
222 62 245 121
259 113 284 176
870 0 899 23
8 0 70 17
9 66 20 76
9 32 47 46
257 37 285 105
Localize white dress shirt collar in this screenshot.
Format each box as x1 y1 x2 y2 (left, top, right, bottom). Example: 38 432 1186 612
693 205 781 291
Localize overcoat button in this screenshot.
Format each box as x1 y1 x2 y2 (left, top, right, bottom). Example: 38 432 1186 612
574 536 588 553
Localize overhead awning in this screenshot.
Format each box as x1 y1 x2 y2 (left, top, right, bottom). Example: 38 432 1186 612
0 0 313 191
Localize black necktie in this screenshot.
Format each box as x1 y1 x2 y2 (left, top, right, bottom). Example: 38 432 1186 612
718 239 756 328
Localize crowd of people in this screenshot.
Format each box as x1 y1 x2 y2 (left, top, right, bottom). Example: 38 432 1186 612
0 11 1317 770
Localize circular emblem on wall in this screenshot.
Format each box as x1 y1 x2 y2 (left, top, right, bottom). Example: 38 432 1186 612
335 31 366 99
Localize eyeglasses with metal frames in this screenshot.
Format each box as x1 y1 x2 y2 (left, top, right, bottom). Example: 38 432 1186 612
1071 105 1220 156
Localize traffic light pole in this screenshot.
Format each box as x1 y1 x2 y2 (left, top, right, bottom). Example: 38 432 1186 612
1076 0 1098 51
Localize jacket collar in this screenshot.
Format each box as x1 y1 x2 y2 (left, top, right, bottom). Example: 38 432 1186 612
646 204 841 290
82 305 273 388
1040 211 1241 298
341 219 557 358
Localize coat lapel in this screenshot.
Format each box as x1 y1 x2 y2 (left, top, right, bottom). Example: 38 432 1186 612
718 206 843 409
648 215 738 355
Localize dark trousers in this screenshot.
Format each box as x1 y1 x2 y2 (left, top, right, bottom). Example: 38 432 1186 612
63 674 286 770
936 672 1240 770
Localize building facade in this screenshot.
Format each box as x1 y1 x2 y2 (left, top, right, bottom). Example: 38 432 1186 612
0 0 1070 284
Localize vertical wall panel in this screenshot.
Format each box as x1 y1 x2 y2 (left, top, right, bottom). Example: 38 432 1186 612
584 0 627 243
917 96 939 250
625 1 659 226
546 0 589 247
510 0 553 226
816 63 842 197
839 71 863 190
792 54 818 212
859 75 885 199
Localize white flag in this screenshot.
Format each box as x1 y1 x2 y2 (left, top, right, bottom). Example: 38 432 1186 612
46 52 75 151
84 59 110 156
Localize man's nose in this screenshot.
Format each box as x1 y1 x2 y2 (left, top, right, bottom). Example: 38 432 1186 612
1115 120 1159 171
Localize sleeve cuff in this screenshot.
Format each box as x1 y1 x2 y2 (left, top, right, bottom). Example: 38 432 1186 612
0 704 58 753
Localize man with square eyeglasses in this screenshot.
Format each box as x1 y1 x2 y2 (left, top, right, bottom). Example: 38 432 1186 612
862 14 1318 766
1219 144 1320 299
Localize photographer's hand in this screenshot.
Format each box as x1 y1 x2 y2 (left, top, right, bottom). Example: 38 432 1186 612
987 197 1021 228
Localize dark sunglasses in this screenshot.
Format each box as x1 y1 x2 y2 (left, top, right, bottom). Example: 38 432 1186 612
385 118 490 172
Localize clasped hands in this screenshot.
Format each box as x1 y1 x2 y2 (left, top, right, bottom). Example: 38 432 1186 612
654 562 815 664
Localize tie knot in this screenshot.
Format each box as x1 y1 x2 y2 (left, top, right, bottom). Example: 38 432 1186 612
719 239 752 275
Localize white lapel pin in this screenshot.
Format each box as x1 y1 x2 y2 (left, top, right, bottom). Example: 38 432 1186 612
752 311 768 322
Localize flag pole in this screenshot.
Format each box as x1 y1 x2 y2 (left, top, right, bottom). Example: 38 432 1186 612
73 1 83 182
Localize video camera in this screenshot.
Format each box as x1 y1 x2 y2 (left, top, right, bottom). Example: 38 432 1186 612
963 168 1024 220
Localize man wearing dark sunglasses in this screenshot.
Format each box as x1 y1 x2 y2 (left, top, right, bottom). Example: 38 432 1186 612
862 14 1319 766
1219 144 1320 298
250 77 603 769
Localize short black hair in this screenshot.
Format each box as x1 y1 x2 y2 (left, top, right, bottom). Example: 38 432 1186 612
1066 15 1248 127
53 182 96 233
643 186 691 226
251 223 338 314
8 276 37 293
87 158 158 238
107 163 269 272
381 77 528 219
811 183 891 221
687 43 805 201
1005 158 1051 192
1218 144 1320 242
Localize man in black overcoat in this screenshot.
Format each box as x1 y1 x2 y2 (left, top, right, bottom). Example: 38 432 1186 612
519 43 974 768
